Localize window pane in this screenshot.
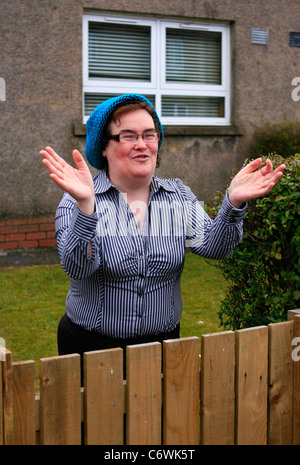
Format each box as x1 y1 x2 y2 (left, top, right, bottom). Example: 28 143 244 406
166 29 221 84
161 96 224 117
84 93 156 116
88 22 151 80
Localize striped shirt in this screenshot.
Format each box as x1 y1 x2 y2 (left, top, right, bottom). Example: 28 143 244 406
55 170 246 338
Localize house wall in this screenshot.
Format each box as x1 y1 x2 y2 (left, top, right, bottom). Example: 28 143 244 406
0 0 299 231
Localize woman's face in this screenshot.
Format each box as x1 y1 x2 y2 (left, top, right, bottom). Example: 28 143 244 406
102 109 159 188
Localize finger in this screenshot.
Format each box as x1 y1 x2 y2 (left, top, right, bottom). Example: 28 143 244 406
41 153 64 178
45 146 66 164
243 157 262 173
40 147 66 173
49 173 71 191
260 161 286 180
41 146 67 170
259 158 273 176
274 163 286 174
72 150 88 170
258 170 284 194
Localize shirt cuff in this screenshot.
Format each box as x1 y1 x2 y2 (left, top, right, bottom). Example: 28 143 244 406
69 203 99 242
218 189 247 224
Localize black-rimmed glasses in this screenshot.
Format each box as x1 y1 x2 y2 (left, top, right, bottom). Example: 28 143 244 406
107 130 160 143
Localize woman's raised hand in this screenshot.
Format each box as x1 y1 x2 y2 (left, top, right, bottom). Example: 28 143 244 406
228 158 286 208
40 146 95 215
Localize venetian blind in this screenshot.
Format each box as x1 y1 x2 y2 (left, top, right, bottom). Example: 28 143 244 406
84 93 155 116
161 95 224 118
165 28 221 84
88 22 151 80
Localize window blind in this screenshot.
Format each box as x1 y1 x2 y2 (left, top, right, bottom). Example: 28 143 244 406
88 22 151 80
166 29 221 84
84 93 156 116
290 32 300 47
161 95 224 117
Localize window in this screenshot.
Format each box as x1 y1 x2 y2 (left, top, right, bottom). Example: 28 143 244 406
83 14 231 126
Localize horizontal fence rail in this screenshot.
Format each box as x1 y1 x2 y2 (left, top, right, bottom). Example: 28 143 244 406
1 311 300 445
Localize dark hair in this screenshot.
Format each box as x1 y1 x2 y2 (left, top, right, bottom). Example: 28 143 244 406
102 102 162 169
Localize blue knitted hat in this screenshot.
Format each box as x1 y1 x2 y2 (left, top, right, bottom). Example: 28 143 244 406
85 93 164 170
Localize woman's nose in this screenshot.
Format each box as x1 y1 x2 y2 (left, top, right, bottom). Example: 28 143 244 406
134 134 148 148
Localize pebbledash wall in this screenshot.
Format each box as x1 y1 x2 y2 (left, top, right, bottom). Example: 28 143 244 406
1 0 300 255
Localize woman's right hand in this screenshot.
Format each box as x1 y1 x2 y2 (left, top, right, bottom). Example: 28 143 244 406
40 146 95 215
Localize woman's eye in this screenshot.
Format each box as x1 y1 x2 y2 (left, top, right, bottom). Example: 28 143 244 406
122 135 135 141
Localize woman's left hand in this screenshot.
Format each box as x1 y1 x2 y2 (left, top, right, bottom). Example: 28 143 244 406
228 158 286 208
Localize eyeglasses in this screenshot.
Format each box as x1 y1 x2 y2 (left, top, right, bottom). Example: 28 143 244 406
107 130 160 144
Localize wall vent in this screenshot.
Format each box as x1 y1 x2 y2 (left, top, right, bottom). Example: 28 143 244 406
290 32 300 47
251 28 269 45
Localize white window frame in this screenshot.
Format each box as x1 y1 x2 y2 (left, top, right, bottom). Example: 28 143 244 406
82 13 231 126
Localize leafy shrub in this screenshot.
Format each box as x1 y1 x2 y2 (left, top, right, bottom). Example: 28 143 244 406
206 153 300 330
250 121 300 158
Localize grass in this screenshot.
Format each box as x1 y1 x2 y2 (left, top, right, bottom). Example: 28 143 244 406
0 253 226 365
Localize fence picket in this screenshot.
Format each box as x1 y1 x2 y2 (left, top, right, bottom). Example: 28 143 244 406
84 348 123 445
268 321 294 445
2 349 13 445
126 342 161 445
163 337 199 445
39 354 81 445
235 326 268 445
12 360 36 445
200 331 235 445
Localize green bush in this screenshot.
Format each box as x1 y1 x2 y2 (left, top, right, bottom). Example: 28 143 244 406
206 153 300 330
251 121 300 158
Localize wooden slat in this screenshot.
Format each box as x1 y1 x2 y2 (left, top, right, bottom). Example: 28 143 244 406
126 342 161 445
235 326 268 445
268 321 294 445
2 349 13 445
163 337 199 445
293 314 300 445
200 331 235 445
12 360 36 445
39 354 81 445
287 309 300 320
84 348 123 445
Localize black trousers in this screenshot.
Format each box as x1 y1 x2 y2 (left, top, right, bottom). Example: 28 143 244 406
57 313 180 380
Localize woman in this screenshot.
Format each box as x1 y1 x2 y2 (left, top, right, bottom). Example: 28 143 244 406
40 93 285 365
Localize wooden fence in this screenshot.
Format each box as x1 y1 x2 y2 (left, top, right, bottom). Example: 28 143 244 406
1 310 300 445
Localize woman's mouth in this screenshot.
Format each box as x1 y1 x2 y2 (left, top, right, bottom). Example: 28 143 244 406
133 154 150 161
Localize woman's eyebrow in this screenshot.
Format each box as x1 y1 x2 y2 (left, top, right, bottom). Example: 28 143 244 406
119 128 156 133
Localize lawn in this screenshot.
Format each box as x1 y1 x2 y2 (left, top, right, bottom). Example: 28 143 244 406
0 253 226 364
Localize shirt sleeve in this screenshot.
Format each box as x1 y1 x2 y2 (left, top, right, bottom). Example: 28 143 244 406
55 192 101 279
183 184 247 259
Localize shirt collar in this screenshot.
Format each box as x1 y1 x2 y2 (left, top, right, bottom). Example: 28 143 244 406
93 170 114 194
93 170 176 195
